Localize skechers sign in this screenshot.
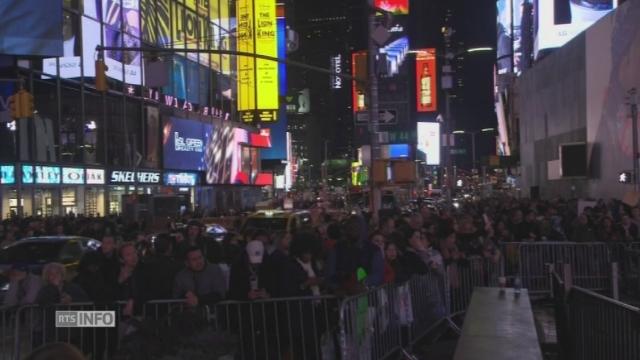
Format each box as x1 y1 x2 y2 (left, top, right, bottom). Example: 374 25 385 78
109 171 161 184
164 172 199 186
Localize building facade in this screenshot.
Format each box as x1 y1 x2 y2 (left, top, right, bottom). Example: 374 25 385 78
0 0 270 218
517 1 640 199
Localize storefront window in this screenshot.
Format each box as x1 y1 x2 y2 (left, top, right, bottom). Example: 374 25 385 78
85 187 105 217
32 80 59 163
60 85 83 163
34 188 61 217
61 187 81 215
84 92 104 165
1 188 32 218
109 186 126 215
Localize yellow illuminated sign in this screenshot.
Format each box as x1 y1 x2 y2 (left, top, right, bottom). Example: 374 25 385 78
236 0 279 120
237 0 256 112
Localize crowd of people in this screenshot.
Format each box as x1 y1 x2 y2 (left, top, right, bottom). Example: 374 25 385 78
1 195 639 358
3 196 640 309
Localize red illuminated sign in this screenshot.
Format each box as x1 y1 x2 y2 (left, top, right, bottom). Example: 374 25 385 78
352 51 368 113
415 49 437 112
375 0 409 14
255 173 273 186
250 130 272 148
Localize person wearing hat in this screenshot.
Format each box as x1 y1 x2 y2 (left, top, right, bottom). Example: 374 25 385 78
228 240 273 301
3 263 42 307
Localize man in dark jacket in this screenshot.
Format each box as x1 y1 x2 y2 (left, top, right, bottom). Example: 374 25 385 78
173 247 227 307
96 234 120 302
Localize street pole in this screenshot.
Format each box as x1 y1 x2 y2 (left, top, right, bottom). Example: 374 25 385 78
444 92 453 205
471 131 477 173
368 0 381 215
631 88 639 192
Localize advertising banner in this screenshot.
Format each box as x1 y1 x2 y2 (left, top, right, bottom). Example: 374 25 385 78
164 171 199 186
163 117 213 171
535 0 617 56
417 122 441 166
21 166 62 184
0 165 15 185
352 52 368 113
237 0 279 123
109 170 161 184
374 0 409 14
415 49 437 112
496 0 513 74
237 0 256 113
86 169 105 184
0 0 63 57
205 125 249 184
62 167 85 184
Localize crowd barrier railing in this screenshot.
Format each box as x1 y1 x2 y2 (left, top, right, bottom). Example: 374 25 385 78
211 295 340 360
498 242 614 296
4 252 541 360
566 286 640 360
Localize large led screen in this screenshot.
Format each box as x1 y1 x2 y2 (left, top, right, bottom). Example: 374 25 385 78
497 0 513 74
375 0 409 14
535 0 617 56
82 0 142 85
163 117 213 171
0 0 63 57
205 125 250 184
417 122 441 166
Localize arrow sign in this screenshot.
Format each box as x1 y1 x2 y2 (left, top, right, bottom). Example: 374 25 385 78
355 109 397 125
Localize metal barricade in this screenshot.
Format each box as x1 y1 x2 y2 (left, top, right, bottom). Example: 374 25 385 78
12 302 123 360
212 295 340 360
518 242 612 295
550 266 569 360
447 257 486 314
404 273 447 346
339 284 402 360
567 287 640 360
0 306 18 360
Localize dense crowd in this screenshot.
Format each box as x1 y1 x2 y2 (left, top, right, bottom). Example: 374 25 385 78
4 196 640 310
2 195 639 358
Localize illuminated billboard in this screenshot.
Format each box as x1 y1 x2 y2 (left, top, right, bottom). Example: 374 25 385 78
352 52 368 113
535 0 617 56
0 0 63 57
497 0 513 74
416 49 437 112
163 117 213 171
417 122 440 166
375 0 409 14
237 0 279 123
205 125 251 184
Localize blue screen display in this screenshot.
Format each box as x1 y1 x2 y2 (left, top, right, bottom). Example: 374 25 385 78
0 0 63 57
163 117 213 171
21 165 33 184
164 172 199 186
0 165 14 184
35 166 61 184
389 144 410 158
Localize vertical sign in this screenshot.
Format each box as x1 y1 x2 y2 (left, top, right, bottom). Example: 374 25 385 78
352 51 368 113
255 0 278 110
415 49 437 112
417 122 441 165
237 0 279 123
237 0 256 115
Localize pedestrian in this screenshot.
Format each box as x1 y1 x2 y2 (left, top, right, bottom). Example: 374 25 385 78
173 247 227 307
3 263 42 307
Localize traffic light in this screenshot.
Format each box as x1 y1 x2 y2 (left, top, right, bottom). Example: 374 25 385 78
18 89 34 118
95 58 108 92
7 94 19 119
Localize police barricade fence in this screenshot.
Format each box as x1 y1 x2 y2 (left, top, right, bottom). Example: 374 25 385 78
498 242 614 296
566 286 640 360
210 295 341 360
7 263 503 360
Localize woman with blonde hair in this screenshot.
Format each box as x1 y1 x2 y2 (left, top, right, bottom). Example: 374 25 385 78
36 262 88 305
